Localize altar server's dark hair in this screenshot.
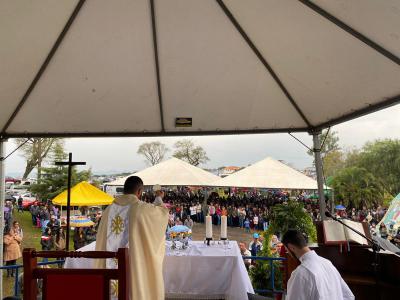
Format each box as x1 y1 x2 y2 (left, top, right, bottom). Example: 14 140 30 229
124 176 144 194
282 229 307 248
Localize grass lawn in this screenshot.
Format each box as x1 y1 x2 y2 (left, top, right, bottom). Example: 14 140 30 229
2 211 257 297
2 211 74 298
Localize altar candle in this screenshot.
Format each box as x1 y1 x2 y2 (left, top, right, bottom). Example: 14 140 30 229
221 215 227 239
206 215 213 238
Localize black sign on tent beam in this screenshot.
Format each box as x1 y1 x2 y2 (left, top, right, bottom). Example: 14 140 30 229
55 153 86 251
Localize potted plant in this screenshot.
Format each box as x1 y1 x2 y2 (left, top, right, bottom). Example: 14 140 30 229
250 200 316 298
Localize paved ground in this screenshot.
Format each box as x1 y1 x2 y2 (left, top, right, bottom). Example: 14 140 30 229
191 222 259 245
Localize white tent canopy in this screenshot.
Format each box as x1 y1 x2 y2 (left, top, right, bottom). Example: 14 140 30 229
1 0 399 138
213 157 328 190
107 157 220 187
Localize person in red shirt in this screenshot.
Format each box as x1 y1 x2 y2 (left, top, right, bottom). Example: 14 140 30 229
216 205 222 225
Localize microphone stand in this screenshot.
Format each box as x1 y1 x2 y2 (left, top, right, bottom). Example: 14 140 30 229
326 212 383 299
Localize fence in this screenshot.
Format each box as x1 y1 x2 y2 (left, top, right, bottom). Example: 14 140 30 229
242 256 286 295
1 256 285 298
0 260 64 297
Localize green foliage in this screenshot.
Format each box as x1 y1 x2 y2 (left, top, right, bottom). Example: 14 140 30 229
137 141 168 165
30 166 91 201
249 228 284 295
29 145 91 201
323 150 345 178
269 201 317 242
328 139 400 208
250 201 316 293
173 139 209 166
15 138 63 179
308 129 340 162
331 166 384 208
354 139 400 196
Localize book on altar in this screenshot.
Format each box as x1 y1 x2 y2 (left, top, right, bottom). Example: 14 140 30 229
322 219 369 246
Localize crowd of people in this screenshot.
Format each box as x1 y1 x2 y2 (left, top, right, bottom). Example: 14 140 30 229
3 221 23 277
143 189 293 232
334 205 400 247
3 185 399 280
29 203 101 251
143 188 400 252
2 199 104 278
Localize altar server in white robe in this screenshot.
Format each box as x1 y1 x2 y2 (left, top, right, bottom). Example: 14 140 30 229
282 229 354 300
95 176 168 300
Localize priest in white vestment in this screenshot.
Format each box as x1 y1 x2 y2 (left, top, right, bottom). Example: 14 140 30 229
95 176 168 300
282 229 355 300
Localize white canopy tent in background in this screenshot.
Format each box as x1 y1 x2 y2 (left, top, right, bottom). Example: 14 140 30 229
0 1 399 296
213 157 329 190
107 157 220 187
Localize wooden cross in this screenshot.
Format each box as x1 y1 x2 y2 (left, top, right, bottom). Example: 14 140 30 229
55 152 86 250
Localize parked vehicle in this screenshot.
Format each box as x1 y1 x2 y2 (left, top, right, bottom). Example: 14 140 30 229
22 198 39 209
12 193 38 209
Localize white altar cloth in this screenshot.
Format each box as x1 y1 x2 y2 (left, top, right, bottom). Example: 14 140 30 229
64 241 254 300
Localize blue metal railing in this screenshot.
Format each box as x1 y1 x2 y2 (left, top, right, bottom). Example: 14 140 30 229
0 260 64 297
2 256 284 297
242 256 287 295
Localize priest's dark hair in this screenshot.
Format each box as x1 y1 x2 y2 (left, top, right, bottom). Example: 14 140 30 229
124 176 144 194
282 229 307 248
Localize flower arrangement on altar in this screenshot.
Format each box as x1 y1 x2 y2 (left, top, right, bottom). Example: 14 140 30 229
167 225 192 250
168 230 192 241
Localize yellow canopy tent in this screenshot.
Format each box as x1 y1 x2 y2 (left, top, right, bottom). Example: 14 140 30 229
52 181 114 206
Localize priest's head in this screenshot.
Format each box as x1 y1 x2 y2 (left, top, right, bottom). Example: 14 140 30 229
282 229 310 260
124 176 144 199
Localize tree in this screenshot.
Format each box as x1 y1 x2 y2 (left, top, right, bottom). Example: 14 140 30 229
321 150 345 178
308 129 340 164
354 139 400 196
331 166 384 208
30 144 91 201
137 141 168 165
173 139 209 166
15 138 63 180
268 200 317 242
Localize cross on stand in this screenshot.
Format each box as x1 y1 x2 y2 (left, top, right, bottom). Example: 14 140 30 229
55 153 86 250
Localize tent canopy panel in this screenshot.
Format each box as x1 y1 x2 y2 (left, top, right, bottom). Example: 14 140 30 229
213 157 329 190
226 0 400 126
314 0 400 58
52 181 113 206
158 0 308 132
0 0 79 131
108 157 220 187
8 0 162 134
1 0 400 137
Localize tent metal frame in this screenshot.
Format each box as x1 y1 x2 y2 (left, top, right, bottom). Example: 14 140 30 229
216 0 312 128
1 0 399 139
1 1 399 297
0 0 87 136
150 0 165 132
298 0 400 66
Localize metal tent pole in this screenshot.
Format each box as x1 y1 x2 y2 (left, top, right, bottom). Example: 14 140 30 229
312 132 327 220
0 138 7 299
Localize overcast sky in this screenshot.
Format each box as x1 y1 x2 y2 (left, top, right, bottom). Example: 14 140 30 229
4 105 400 177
